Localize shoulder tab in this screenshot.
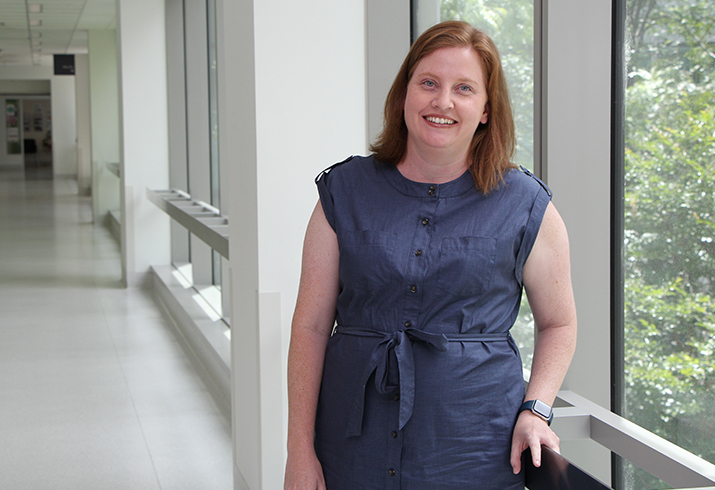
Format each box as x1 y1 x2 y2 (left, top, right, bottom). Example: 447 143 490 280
315 155 354 184
519 166 552 198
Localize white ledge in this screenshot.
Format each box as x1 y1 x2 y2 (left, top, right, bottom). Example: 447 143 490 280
146 188 229 258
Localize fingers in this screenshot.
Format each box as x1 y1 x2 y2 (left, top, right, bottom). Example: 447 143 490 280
511 413 561 475
510 440 523 474
530 440 543 468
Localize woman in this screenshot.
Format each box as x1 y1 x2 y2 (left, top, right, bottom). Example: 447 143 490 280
285 20 577 490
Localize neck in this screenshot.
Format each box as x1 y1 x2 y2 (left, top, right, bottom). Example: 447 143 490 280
397 145 469 184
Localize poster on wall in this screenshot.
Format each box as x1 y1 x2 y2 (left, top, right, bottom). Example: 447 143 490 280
6 99 21 154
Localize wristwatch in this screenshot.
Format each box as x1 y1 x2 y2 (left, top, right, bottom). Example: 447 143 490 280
518 399 554 426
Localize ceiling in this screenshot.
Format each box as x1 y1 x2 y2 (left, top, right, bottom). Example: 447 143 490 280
0 0 116 67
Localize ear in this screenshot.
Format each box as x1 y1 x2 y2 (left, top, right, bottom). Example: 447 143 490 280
480 103 489 125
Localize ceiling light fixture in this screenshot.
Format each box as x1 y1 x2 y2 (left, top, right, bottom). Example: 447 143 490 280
29 19 42 27
28 4 43 13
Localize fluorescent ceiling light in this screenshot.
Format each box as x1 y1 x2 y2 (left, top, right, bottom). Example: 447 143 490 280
28 4 43 13
29 19 42 27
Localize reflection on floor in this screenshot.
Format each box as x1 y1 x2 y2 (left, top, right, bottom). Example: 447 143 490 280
0 168 232 489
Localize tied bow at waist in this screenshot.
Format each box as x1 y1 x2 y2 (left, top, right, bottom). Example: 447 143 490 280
334 325 511 437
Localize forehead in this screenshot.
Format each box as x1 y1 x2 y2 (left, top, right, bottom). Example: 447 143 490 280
412 46 486 82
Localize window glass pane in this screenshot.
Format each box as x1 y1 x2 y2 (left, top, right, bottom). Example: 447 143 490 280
413 0 536 369
623 0 715 487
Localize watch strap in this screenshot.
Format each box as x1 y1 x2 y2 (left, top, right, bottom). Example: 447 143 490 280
519 399 554 426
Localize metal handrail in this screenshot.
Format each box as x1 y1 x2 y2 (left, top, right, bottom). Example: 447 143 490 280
552 391 715 489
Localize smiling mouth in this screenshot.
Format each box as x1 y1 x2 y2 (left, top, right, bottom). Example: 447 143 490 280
425 116 457 125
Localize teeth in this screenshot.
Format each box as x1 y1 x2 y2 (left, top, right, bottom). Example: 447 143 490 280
426 116 456 125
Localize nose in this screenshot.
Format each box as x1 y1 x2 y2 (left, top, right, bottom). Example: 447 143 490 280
432 88 454 110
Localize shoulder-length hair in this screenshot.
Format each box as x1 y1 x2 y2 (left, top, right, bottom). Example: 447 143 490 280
370 20 516 193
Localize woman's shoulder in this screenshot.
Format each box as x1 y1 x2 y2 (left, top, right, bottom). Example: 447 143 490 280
315 154 381 186
502 166 552 198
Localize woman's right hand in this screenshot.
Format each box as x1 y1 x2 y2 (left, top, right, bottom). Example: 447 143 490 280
284 449 326 490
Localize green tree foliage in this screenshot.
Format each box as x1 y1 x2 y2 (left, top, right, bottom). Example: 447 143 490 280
624 0 715 483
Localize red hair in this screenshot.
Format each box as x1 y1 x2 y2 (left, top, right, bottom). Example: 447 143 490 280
370 21 516 193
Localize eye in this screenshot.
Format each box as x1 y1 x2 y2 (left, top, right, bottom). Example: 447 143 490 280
421 79 437 88
457 84 473 93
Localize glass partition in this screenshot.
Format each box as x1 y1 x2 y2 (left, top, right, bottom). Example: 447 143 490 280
620 0 715 487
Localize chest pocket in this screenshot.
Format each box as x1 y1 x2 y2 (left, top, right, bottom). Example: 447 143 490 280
339 230 399 292
436 236 497 298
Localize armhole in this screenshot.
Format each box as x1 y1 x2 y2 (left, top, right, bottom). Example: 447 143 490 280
316 176 336 232
515 187 552 285
314 156 354 232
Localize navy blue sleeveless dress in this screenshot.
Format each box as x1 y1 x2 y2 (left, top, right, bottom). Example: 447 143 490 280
313 155 551 489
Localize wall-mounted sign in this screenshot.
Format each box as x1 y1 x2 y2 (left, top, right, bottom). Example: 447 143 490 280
6 99 20 154
53 54 75 75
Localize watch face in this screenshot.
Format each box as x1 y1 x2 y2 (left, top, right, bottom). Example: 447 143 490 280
533 399 552 418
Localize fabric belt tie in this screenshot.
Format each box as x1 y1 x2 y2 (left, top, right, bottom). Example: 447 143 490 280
334 325 510 437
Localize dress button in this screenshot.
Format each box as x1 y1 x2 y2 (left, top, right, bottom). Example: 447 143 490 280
410 285 417 293
415 250 422 256
428 185 436 196
391 431 398 438
389 469 396 476
393 394 400 401
421 218 429 226
404 321 412 327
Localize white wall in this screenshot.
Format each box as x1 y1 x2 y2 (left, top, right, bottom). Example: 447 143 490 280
116 0 170 287
218 0 368 488
88 30 121 224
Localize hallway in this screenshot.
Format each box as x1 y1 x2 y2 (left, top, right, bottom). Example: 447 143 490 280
0 170 232 489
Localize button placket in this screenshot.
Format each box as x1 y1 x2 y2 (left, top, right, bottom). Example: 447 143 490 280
385 190 438 489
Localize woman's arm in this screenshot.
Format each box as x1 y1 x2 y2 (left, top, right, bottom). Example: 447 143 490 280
284 202 341 490
510 202 578 474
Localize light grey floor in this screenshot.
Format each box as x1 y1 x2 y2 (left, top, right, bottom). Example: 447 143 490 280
0 169 233 489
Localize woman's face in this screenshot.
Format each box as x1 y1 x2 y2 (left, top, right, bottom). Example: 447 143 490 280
403 46 489 162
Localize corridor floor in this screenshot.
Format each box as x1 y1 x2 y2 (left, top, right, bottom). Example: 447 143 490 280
0 169 232 489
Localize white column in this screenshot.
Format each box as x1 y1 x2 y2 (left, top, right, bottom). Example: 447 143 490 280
88 30 121 224
217 0 367 488
543 0 613 482
116 0 170 286
50 75 77 176
75 54 92 196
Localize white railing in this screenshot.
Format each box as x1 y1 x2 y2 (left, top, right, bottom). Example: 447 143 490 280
146 188 229 259
552 390 715 489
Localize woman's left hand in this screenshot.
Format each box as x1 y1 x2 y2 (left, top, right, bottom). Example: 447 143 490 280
509 410 560 474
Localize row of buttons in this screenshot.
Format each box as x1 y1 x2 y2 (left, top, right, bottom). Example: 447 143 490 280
388 393 400 477
385 190 436 482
